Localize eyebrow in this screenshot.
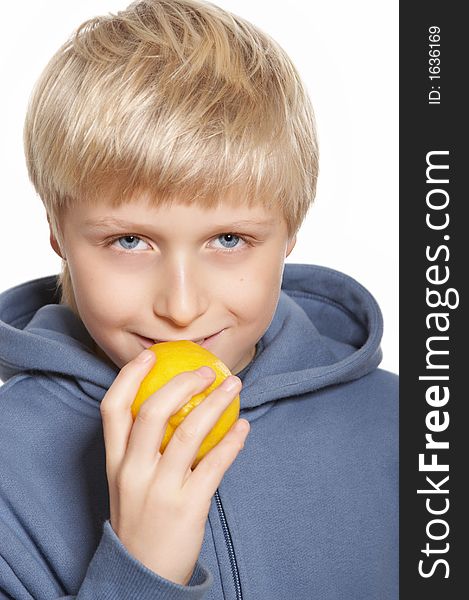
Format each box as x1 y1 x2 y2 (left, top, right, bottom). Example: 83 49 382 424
84 216 277 231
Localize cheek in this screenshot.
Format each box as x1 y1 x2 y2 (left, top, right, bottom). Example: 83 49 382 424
224 250 284 323
67 253 144 326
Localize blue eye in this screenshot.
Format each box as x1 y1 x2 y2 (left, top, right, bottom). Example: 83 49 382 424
115 236 144 250
217 234 240 249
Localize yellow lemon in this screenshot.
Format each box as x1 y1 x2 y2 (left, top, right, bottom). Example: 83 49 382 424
131 340 240 468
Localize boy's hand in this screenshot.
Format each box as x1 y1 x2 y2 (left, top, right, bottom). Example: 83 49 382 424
100 349 249 586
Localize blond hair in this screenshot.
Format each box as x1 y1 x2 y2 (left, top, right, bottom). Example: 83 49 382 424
24 0 319 312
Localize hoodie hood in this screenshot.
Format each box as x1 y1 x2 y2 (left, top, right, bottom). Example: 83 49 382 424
0 264 383 408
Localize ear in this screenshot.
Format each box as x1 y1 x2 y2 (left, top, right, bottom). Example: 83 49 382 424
48 217 65 260
285 234 297 258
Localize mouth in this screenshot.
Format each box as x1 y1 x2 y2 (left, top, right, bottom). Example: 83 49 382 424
136 329 225 349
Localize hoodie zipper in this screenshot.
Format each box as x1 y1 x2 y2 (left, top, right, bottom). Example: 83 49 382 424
214 489 243 600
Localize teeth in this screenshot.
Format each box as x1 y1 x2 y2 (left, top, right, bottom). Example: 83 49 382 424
151 337 206 344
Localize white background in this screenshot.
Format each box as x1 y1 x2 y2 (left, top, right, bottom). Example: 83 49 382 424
0 0 398 373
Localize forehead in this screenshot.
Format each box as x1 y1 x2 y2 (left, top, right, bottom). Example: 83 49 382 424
67 191 285 232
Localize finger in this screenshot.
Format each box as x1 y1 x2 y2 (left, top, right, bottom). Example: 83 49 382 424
184 418 250 498
157 375 242 486
100 349 156 479
124 367 216 467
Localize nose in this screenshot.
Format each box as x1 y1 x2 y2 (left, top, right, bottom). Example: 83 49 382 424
153 254 209 327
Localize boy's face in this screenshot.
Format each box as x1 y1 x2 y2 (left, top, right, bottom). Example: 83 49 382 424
52 192 296 374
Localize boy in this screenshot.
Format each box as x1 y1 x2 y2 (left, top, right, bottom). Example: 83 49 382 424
0 0 398 598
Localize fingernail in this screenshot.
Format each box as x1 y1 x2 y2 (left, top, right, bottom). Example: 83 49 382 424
221 375 240 391
196 366 215 378
138 350 154 363
234 419 250 434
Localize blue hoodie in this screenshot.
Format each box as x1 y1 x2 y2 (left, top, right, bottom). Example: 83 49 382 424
0 263 398 600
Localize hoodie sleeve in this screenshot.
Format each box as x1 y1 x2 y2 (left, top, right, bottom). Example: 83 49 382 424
0 373 214 600
0 521 213 600
75 521 213 599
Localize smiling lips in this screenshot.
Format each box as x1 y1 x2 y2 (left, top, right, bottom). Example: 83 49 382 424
138 329 224 348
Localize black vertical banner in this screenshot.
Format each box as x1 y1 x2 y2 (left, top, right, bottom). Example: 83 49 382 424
400 2 466 598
